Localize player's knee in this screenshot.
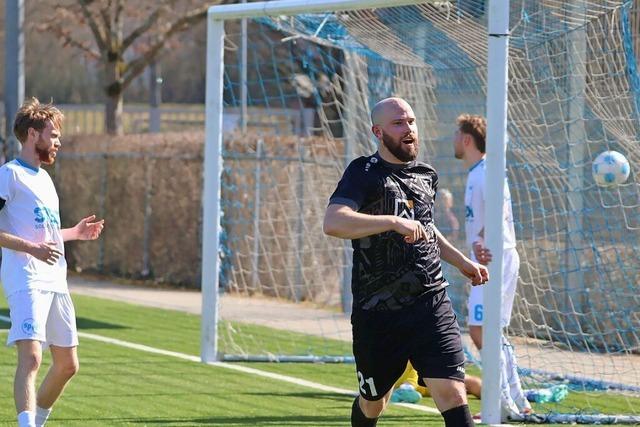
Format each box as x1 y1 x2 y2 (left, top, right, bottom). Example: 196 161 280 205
432 380 467 411
442 385 467 409
18 351 42 374
359 396 388 418
56 359 79 379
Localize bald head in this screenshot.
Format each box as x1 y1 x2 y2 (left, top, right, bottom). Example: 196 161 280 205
370 97 419 163
371 97 414 126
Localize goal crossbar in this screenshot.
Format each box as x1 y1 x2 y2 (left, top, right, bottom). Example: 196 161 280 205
207 0 441 21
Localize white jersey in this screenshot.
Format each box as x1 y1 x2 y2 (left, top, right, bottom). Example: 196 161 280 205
0 159 67 297
464 158 516 253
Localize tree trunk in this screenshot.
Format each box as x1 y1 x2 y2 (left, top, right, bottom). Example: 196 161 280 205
105 47 124 135
105 93 123 135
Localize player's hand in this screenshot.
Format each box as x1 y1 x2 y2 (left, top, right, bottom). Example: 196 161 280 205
460 259 489 286
29 242 63 265
472 241 492 265
393 217 428 244
75 215 105 240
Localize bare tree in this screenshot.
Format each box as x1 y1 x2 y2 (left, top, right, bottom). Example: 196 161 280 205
38 0 233 135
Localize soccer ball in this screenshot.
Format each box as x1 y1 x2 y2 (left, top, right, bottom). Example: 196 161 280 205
592 150 630 187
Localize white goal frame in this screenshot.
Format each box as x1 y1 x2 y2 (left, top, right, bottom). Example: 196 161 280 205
202 0 510 423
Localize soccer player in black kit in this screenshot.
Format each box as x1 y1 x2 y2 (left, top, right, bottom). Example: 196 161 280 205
323 97 489 427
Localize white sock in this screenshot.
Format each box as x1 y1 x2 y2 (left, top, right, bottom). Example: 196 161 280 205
35 406 52 427
17 410 36 427
502 334 531 411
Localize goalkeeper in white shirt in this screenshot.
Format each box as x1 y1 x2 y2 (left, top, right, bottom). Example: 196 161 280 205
0 98 104 427
453 114 532 420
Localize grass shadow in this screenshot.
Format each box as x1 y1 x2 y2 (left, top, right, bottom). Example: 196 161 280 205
0 308 127 330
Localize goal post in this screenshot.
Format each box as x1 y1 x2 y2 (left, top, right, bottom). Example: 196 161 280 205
201 8 225 365
484 1 510 422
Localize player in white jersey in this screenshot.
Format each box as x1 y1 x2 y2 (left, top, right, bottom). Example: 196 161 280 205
0 98 104 427
453 114 531 421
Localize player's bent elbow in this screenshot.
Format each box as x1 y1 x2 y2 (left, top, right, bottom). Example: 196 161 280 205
322 220 343 238
323 210 347 238
323 205 356 238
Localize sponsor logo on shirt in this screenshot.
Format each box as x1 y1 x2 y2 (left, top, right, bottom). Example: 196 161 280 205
394 199 415 220
465 205 474 219
34 206 60 229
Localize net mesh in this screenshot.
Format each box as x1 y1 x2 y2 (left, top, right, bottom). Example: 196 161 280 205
214 0 640 421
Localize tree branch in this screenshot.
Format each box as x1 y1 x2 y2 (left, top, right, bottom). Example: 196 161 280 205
114 0 124 38
99 2 112 47
35 9 101 60
58 32 101 60
121 8 163 52
78 0 108 53
120 39 167 90
120 5 209 89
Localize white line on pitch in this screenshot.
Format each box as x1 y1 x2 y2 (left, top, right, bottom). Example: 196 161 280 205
0 314 439 415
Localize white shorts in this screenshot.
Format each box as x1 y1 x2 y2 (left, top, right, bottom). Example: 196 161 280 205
468 248 520 327
6 289 79 348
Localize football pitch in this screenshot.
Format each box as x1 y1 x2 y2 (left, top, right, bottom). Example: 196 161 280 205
0 294 637 426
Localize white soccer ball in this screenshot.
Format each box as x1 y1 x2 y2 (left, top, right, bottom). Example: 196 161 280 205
592 150 631 187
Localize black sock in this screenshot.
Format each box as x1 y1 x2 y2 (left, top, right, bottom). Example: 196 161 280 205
351 397 378 427
442 404 474 427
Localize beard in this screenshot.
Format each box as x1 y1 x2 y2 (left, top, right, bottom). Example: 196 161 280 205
382 130 418 162
35 136 56 165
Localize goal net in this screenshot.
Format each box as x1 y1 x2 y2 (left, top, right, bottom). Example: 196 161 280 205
205 0 640 422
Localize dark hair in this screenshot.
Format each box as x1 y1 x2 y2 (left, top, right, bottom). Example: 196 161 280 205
456 114 486 153
13 97 64 143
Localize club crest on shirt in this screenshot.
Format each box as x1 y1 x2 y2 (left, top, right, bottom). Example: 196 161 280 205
394 199 415 220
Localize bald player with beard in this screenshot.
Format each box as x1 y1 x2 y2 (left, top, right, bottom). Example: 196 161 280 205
323 97 488 427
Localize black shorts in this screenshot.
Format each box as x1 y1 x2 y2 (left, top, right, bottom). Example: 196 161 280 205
351 288 465 401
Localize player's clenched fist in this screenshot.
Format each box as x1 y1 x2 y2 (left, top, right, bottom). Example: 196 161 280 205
393 217 428 244
459 259 489 286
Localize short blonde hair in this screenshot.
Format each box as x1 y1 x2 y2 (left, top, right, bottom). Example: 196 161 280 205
456 114 486 153
13 97 64 143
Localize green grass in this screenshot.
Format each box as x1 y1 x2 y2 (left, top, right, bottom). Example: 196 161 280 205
0 296 433 426
0 294 638 426
0 294 352 357
1 339 435 426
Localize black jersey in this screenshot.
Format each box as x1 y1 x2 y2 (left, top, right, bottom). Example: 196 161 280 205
329 152 448 311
